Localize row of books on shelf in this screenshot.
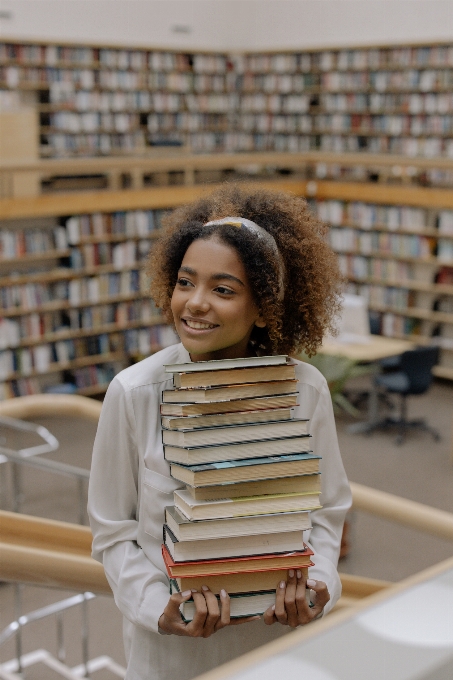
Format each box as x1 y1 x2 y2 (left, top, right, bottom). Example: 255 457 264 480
321 92 453 115
0 216 162 262
317 134 453 158
337 254 414 282
312 114 453 136
158 355 318 619
45 112 228 135
0 300 161 348
356 284 412 311
42 131 150 155
1 271 145 312
5 43 453 71
0 323 178 379
329 229 435 259
0 47 227 72
70 242 151 269
315 200 431 231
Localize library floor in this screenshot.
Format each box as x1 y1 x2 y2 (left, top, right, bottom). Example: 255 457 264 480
1 379 452 678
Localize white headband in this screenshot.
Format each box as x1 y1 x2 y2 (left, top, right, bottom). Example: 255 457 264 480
203 216 285 300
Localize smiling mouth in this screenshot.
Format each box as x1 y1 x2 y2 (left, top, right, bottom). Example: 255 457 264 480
182 319 218 330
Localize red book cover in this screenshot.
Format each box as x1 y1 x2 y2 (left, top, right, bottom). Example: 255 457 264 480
162 544 314 578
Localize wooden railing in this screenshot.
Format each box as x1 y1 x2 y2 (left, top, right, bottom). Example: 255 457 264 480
3 150 453 198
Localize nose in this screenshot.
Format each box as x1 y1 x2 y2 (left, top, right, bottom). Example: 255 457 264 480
185 285 210 314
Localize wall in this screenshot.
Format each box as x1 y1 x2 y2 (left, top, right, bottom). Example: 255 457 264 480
1 0 453 51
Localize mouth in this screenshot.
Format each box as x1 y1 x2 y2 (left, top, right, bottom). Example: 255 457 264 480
182 318 219 331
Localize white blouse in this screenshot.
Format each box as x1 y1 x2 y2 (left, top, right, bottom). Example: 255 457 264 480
88 343 352 680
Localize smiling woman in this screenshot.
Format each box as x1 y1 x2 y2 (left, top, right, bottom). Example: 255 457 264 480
88 182 351 680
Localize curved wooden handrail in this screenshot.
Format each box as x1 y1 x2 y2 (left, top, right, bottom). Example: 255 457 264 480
350 481 453 542
0 393 102 423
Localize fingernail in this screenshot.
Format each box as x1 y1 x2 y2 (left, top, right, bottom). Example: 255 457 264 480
182 590 192 597
220 589 227 597
191 589 198 593
307 579 317 587
272 605 275 611
297 570 302 579
280 581 286 589
202 585 209 591
289 569 294 578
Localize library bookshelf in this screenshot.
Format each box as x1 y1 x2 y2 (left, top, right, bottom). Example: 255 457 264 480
1 176 453 401
3 39 453 159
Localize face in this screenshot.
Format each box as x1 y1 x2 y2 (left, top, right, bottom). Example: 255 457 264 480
170 237 266 361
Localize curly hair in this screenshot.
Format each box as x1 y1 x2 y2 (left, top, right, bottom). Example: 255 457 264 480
148 183 343 356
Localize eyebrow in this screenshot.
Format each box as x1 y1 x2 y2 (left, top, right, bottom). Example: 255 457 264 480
178 266 245 287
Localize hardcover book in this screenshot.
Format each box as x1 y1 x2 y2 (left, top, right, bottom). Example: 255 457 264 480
164 505 312 541
164 355 289 373
160 393 298 417
173 364 297 389
172 584 278 621
169 452 320 487
162 544 314 577
163 434 312 466
185 473 321 501
167 565 311 595
162 380 298 403
162 419 309 448
161 407 294 431
163 525 308 562
174 487 321 521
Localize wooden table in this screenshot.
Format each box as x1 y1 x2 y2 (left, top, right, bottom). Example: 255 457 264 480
319 335 415 433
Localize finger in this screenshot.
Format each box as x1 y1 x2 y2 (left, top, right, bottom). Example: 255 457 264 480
263 604 277 626
294 569 312 625
159 590 194 634
200 586 221 637
306 579 330 620
284 570 299 628
185 591 208 636
274 579 288 625
216 589 230 629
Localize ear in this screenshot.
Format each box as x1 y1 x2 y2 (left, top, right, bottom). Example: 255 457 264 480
255 314 266 329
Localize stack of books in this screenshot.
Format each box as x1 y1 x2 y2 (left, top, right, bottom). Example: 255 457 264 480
160 355 321 621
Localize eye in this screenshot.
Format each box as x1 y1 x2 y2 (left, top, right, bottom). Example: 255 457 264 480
176 277 193 288
215 285 235 295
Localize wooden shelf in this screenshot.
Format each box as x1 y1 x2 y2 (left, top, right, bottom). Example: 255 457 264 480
2 351 126 382
9 315 164 349
347 275 453 295
333 249 439 264
0 262 147 288
433 365 453 380
0 249 70 266
1 292 151 319
368 302 453 324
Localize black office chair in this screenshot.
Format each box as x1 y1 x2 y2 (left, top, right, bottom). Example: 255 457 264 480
374 345 441 445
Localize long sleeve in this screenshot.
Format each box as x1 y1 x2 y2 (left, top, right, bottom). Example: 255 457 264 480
88 377 170 634
300 373 352 614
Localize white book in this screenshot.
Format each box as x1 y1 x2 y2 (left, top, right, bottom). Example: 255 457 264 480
164 354 288 374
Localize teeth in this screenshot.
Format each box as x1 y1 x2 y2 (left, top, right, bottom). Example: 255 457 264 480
185 319 216 330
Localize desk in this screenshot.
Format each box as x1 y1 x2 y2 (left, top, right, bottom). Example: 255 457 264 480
196 556 453 680
318 335 414 433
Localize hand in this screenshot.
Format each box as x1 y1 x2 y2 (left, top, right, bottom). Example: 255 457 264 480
158 586 260 638
263 569 330 628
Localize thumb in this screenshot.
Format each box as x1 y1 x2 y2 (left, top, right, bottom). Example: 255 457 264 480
306 579 330 618
165 589 195 615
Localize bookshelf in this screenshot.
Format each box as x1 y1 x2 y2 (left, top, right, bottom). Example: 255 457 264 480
3 40 453 158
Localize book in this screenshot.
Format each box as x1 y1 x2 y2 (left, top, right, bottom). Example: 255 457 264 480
164 355 288 373
172 585 278 621
162 380 298 403
185 473 321 501
169 453 320 487
174 488 321 521
162 419 309 448
162 544 314 577
173 364 297 389
163 525 308 561
160 393 298 417
167 565 311 595
161 407 294 431
165 505 312 541
164 435 312 466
